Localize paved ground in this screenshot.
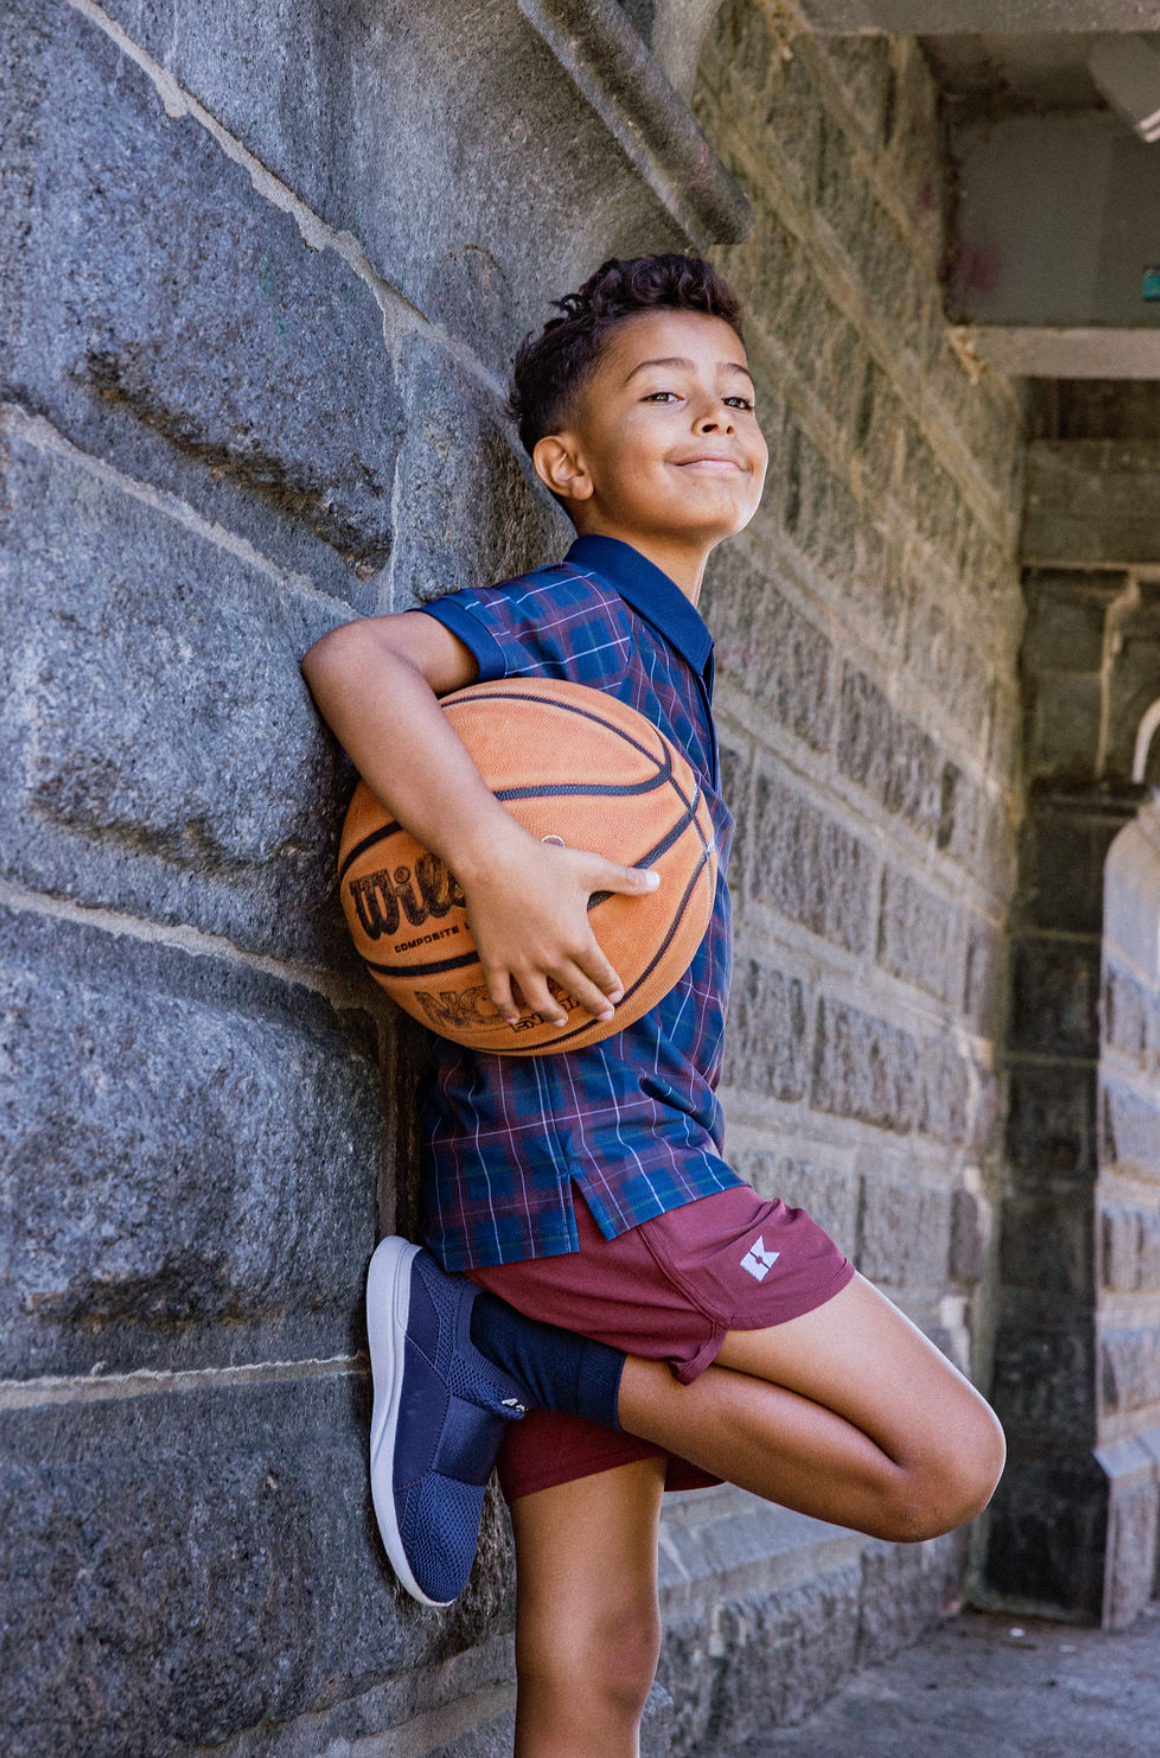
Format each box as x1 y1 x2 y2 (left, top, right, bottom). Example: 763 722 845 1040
727 1606 1160 1758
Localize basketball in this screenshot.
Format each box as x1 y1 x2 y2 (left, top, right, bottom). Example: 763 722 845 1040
337 677 717 1055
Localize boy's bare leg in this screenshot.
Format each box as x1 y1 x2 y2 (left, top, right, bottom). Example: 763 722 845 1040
511 1458 667 1758
617 1273 1005 1542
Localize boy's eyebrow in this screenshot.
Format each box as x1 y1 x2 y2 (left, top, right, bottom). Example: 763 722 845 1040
622 355 754 385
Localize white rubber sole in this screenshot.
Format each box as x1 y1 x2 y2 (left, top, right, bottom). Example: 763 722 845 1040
366 1235 450 1608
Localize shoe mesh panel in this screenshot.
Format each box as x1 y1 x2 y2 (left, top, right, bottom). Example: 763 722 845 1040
403 1474 487 1604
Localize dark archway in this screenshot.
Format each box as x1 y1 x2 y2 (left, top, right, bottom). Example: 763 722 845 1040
985 560 1160 1625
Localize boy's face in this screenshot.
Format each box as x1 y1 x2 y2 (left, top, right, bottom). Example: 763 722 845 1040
534 308 768 579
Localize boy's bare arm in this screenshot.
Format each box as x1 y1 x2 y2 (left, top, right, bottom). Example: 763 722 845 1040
301 613 658 1028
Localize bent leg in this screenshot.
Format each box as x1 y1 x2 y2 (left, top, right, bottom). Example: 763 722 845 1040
617 1273 1005 1542
511 1457 666 1758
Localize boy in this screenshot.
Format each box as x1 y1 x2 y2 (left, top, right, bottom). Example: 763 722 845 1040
302 255 1004 1758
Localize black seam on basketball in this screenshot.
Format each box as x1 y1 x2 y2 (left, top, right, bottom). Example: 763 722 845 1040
584 792 706 913
364 947 481 979
495 761 672 804
659 771 712 866
445 688 668 771
337 818 402 884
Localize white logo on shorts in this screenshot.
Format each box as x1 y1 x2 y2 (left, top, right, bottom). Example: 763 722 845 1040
740 1236 780 1282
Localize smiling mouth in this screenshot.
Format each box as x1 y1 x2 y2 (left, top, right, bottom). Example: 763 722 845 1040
675 457 743 470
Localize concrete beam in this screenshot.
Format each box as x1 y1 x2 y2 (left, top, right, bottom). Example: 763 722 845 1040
948 112 1160 380
1022 440 1160 569
797 0 1160 31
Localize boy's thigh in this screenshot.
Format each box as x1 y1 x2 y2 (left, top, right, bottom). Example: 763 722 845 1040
715 1272 997 1460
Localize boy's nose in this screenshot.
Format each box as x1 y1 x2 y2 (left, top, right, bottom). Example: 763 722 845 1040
694 407 734 433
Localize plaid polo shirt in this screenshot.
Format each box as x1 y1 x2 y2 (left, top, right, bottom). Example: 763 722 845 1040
417 533 741 1271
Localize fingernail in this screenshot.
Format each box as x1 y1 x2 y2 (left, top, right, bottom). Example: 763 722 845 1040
644 871 660 888
596 1009 614 1023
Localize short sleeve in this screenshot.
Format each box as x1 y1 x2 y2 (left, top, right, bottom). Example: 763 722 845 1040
417 568 634 691
420 591 509 683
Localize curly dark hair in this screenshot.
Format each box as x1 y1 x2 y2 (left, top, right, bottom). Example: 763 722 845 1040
508 254 745 458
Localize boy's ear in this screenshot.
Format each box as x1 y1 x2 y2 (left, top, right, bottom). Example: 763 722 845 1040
532 433 594 506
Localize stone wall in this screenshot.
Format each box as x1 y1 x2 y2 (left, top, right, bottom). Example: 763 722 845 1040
1 2 1027 1754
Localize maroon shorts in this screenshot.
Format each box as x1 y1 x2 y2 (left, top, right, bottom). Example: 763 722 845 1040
466 1183 853 1502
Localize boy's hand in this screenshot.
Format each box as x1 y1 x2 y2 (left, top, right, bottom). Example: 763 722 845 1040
457 817 661 1029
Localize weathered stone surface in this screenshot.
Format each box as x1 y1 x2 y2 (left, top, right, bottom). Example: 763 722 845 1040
809 998 916 1135
1022 575 1114 673
949 1187 986 1283
1104 620 1160 785
1005 1063 1098 1180
717 740 751 907
1103 1474 1159 1630
782 429 893 628
962 914 1002 1032
1026 674 1105 782
1008 936 1100 1059
916 1036 973 1147
876 867 960 1005
1101 1204 1160 1294
94 0 696 376
857 1179 951 1290
1102 1077 1160 1178
1023 441 1160 569
1102 962 1150 1067
856 1532 964 1666
990 1325 1097 1442
837 667 952 845
981 1455 1109 1621
1101 1328 1160 1418
0 0 401 599
904 592 992 751
939 768 1017 901
699 550 834 751
659 1563 863 1754
736 1152 859 1254
0 904 380 1376
1018 800 1132 934
0 414 355 965
721 960 812 1101
751 770 872 953
0 1374 514 1758
391 332 566 611
997 1194 1093 1302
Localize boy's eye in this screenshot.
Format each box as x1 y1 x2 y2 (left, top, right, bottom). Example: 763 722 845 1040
644 390 680 402
725 395 755 411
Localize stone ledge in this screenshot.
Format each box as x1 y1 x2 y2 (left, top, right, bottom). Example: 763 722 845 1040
656 1488 961 1751
514 0 752 249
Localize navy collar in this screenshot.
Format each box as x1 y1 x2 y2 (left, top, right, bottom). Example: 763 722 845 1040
565 535 714 686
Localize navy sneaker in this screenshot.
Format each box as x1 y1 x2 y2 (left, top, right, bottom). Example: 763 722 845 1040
366 1237 527 1606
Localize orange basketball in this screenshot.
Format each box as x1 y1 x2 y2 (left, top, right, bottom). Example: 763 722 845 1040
337 677 717 1055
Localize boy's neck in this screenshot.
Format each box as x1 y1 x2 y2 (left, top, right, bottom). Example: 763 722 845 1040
570 519 710 607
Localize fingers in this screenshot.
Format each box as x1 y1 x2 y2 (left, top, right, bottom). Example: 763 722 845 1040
592 859 661 897
482 945 622 1030
472 846 661 1031
481 963 522 1028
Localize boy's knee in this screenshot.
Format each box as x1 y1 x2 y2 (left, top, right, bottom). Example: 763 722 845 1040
525 1599 660 1713
880 1403 1006 1543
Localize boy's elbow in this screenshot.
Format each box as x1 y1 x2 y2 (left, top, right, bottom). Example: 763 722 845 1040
301 619 361 689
